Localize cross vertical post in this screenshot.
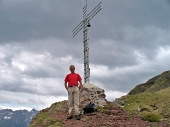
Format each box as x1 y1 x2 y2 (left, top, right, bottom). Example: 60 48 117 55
73 0 102 83
83 0 90 83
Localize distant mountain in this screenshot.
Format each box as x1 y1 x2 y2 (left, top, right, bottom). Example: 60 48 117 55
128 70 170 95
0 108 39 127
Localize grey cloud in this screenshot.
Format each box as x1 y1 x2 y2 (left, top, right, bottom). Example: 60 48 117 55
0 0 82 42
1 0 170 110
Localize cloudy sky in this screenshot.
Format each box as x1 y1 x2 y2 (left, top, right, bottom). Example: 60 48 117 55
0 0 170 111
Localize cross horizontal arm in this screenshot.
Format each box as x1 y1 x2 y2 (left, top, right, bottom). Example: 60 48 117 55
72 21 84 36
88 6 102 21
72 2 102 37
86 2 102 19
72 7 102 37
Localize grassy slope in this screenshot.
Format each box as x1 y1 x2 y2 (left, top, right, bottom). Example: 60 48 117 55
29 89 170 126
122 87 170 121
29 101 67 127
128 71 170 95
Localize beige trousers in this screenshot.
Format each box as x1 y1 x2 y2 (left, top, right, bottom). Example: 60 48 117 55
68 86 80 116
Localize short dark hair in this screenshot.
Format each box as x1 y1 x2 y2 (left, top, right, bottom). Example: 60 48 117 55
70 65 75 69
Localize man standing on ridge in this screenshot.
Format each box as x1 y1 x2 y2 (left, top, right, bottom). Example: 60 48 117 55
64 65 83 120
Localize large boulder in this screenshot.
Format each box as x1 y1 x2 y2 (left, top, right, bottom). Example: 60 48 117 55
80 83 107 110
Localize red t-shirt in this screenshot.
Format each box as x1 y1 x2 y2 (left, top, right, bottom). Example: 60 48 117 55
64 73 82 86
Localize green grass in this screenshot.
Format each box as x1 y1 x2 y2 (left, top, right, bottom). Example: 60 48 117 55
121 87 170 122
29 100 67 127
141 113 161 122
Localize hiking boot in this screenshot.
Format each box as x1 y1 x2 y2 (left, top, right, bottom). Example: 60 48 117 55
67 115 73 119
75 115 80 120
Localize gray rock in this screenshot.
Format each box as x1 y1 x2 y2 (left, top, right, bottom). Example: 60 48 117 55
80 83 107 110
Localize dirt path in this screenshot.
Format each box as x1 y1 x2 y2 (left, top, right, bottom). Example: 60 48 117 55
51 102 170 127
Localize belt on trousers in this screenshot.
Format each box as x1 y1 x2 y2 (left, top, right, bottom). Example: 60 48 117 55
69 85 78 87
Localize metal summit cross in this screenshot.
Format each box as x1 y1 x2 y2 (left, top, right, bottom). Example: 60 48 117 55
72 0 102 83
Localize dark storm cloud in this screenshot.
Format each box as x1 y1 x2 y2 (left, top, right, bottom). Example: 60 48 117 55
0 0 82 42
1 0 170 110
88 0 170 44
1 0 170 43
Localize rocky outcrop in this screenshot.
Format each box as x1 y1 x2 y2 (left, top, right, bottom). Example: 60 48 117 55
80 83 107 110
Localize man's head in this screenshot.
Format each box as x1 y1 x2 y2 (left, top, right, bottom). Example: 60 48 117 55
69 65 75 73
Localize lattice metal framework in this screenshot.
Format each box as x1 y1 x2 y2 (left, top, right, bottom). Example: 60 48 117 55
73 0 102 83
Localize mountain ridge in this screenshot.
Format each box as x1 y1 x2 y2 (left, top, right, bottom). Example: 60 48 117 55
0 108 38 127
128 71 170 95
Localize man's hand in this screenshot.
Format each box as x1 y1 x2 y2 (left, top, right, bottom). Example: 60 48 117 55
78 80 83 89
78 85 83 89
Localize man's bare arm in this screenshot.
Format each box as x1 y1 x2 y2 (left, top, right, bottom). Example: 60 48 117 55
78 80 83 89
64 82 68 90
